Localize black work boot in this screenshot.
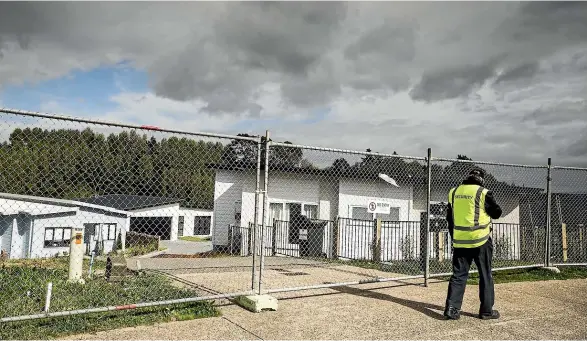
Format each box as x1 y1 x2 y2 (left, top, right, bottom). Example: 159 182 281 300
443 306 461 320
479 310 500 320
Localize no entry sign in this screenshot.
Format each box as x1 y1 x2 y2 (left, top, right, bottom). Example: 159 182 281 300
367 201 391 214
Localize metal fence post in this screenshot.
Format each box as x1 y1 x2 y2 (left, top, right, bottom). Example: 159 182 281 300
424 148 432 287
250 137 263 293
545 157 552 267
258 130 271 295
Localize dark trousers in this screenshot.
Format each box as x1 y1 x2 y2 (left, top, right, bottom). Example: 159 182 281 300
445 237 495 314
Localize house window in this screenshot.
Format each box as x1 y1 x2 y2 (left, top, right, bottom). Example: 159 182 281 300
269 202 284 222
101 224 117 240
44 227 72 247
351 206 371 220
269 202 319 222
303 204 318 219
194 216 211 235
376 207 400 221
178 216 184 237
234 201 242 226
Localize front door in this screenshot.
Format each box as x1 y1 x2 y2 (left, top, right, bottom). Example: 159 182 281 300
84 224 98 255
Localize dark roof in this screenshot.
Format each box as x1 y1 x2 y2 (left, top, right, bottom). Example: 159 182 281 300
207 162 422 186
206 162 544 194
75 194 182 211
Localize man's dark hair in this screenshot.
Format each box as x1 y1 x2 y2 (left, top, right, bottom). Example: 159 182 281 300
469 168 485 178
465 167 485 186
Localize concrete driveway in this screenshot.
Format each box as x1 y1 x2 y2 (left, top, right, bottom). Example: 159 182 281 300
159 239 212 255
64 278 587 340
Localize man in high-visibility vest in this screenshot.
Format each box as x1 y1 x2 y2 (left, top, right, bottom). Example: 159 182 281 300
443 168 503 320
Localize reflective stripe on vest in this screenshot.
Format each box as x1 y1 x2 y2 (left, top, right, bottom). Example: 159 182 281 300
448 184 491 248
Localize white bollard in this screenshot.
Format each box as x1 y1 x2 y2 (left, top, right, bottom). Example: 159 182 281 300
44 282 53 313
68 227 86 284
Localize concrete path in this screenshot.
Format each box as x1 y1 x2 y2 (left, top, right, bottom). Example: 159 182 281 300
64 278 587 340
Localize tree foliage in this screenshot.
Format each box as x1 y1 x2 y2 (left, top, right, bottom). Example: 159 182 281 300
0 127 224 209
219 135 307 169
0 127 509 212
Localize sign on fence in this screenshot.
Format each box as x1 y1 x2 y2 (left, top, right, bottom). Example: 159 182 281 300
367 201 391 214
299 229 308 241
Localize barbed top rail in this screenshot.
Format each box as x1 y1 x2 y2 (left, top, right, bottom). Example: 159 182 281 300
271 141 427 161
431 156 549 169
552 165 587 171
0 107 261 142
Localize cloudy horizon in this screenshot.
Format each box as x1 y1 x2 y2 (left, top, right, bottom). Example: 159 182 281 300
1 1 586 167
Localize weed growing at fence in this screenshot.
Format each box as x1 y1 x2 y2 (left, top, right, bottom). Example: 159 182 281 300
154 250 231 258
472 266 587 284
317 257 540 276
436 266 587 284
494 236 512 260
120 245 166 257
0 256 107 273
0 301 219 340
180 236 211 242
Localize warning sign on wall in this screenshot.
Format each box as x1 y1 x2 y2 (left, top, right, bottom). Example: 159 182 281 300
367 201 391 214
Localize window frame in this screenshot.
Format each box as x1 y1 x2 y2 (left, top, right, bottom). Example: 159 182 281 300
44 227 72 248
268 200 320 222
100 223 118 241
178 216 185 237
194 216 212 235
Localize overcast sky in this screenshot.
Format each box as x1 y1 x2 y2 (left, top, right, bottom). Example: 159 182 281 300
0 1 586 168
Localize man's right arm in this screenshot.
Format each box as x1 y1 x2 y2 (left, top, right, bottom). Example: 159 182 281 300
484 190 502 219
446 203 454 240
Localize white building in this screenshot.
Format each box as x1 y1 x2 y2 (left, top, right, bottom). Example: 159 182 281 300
209 164 531 261
76 195 214 241
0 193 213 260
0 193 129 259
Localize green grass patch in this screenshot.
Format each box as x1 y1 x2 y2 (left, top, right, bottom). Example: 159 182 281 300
179 236 211 242
0 258 220 340
0 301 220 340
437 265 587 285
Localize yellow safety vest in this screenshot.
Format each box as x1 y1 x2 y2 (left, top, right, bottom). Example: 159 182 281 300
448 184 492 248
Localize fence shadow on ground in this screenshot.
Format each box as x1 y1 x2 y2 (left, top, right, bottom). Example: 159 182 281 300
328 285 479 320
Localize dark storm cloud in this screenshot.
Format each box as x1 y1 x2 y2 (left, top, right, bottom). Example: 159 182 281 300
566 139 587 157
147 1 348 110
344 20 417 63
1 1 587 168
214 1 347 76
409 59 499 102
511 2 587 42
494 62 540 84
523 100 587 127
344 18 417 92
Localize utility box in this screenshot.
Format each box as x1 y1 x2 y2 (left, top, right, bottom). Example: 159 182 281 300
299 220 328 258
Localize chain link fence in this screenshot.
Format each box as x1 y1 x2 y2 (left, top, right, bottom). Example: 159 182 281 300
426 157 550 278
1 107 586 324
257 141 429 295
0 108 262 323
550 166 587 266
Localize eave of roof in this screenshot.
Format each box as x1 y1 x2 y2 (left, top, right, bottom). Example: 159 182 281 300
75 194 183 211
0 192 129 215
206 162 423 185
206 162 544 193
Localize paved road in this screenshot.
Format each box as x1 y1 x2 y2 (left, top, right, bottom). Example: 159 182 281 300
64 278 587 340
159 239 212 255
